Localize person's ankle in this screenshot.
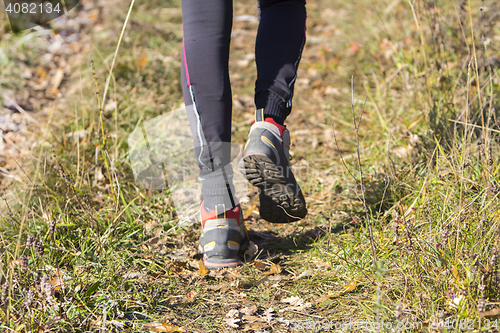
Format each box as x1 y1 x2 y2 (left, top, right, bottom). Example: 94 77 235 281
264 117 287 136
203 197 237 212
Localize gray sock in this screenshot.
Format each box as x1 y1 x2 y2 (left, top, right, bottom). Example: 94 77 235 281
200 164 237 212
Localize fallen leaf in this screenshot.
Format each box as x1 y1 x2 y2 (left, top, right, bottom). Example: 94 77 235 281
143 321 185 332
207 284 229 293
281 296 312 312
263 308 275 322
264 264 281 276
50 269 64 292
223 317 241 328
241 305 257 316
254 260 266 270
315 280 359 303
281 296 304 307
185 290 197 302
198 259 208 277
66 129 88 141
225 309 243 323
340 280 358 295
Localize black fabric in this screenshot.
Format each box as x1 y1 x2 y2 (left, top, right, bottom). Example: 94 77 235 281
255 0 306 124
181 0 233 168
200 165 237 211
181 0 306 206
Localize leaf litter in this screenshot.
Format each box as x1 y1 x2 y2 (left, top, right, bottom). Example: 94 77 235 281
224 305 292 330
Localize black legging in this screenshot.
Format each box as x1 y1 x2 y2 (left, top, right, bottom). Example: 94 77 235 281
181 0 306 172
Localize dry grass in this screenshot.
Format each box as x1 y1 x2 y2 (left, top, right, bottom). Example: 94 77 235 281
1 0 500 332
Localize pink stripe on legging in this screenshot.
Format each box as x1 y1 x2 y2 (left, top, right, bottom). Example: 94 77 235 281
182 27 191 86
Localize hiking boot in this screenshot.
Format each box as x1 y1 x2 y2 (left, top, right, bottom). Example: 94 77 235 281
241 109 307 223
199 202 250 269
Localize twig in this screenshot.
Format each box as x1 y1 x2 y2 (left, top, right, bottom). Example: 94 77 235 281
349 76 378 264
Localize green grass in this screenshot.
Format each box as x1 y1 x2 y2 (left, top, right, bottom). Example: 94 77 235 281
1 0 500 332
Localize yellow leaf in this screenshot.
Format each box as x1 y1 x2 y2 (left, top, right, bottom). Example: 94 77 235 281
270 264 282 274
264 264 282 276
143 321 185 332
316 280 358 303
161 322 185 332
50 269 64 292
452 266 459 280
340 280 358 295
198 259 208 277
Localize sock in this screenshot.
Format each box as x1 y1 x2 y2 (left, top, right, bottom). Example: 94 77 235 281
264 117 287 137
256 90 289 125
200 164 237 212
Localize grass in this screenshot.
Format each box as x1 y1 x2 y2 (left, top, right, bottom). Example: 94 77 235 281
1 0 500 331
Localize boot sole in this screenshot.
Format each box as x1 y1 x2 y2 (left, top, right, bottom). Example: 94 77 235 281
203 255 242 269
242 154 307 223
198 237 250 270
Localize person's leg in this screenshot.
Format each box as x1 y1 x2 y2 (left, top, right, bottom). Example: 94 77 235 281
181 0 249 269
181 0 236 212
255 0 307 125
242 0 308 223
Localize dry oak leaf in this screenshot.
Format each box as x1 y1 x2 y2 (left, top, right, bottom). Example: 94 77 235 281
264 264 282 276
281 296 312 312
198 259 208 277
224 309 243 328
